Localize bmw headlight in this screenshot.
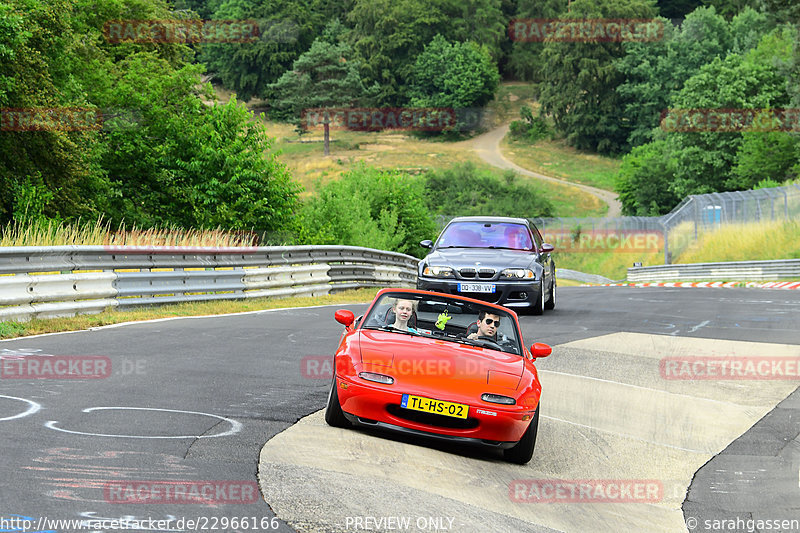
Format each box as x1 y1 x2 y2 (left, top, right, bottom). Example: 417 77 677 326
423 265 454 278
500 268 535 279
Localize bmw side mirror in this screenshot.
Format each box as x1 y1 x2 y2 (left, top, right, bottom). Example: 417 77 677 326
540 243 554 254
420 239 433 249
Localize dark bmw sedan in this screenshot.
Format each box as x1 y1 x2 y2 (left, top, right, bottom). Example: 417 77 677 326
416 216 556 314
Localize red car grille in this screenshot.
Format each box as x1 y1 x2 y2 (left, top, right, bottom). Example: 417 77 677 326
387 405 479 429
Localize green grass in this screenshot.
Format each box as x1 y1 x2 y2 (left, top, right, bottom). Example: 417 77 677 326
501 136 621 192
676 220 800 263
0 288 380 340
550 219 800 280
486 82 539 125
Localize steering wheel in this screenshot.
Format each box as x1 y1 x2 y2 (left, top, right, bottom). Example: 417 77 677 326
475 335 504 350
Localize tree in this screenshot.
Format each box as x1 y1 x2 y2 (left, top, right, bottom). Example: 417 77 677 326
536 0 660 154
0 0 110 223
268 36 370 154
346 0 453 106
409 35 500 112
98 53 300 230
615 6 760 147
200 0 331 101
615 140 680 215
730 131 799 189
667 32 792 198
506 0 568 81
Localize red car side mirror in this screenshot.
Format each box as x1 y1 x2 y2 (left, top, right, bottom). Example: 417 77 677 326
335 310 355 329
530 342 552 358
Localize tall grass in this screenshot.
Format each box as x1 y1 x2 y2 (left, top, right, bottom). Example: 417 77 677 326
676 220 800 263
0 218 258 247
553 219 800 280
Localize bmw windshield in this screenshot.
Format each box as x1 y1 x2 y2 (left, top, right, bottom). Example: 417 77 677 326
436 222 534 251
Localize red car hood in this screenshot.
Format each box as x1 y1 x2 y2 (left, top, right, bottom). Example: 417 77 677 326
357 331 524 391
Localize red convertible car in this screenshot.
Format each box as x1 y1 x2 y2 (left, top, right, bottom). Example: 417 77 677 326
325 288 551 464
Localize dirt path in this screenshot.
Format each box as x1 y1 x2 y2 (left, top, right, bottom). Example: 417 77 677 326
471 124 622 217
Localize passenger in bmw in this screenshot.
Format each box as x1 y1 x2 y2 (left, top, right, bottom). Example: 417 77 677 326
467 311 500 340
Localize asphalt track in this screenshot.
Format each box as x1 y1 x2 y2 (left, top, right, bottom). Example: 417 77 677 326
1 286 798 533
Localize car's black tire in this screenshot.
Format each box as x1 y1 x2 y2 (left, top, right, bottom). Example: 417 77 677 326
531 280 545 315
503 405 539 464
324 375 350 428
544 276 556 310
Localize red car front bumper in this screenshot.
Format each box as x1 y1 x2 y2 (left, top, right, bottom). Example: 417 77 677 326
336 375 536 446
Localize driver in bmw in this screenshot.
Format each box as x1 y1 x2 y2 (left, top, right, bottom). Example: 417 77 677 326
467 311 500 340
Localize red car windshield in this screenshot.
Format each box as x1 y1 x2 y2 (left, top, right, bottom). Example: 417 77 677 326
360 292 523 355
436 222 533 250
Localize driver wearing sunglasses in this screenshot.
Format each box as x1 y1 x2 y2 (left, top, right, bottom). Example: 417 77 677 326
467 311 501 340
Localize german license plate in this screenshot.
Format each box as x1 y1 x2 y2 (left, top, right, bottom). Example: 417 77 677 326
458 283 495 293
401 394 468 419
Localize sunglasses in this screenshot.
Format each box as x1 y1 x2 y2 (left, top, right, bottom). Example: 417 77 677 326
484 318 500 327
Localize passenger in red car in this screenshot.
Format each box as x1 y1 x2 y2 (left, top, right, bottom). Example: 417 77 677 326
391 299 418 333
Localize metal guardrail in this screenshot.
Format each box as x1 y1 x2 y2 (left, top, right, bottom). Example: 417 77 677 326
627 259 800 282
0 245 419 321
557 268 614 285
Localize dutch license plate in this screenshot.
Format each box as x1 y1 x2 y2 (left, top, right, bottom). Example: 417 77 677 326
458 283 495 293
401 394 468 419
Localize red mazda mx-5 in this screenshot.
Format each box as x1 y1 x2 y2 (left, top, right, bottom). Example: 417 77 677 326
325 288 551 464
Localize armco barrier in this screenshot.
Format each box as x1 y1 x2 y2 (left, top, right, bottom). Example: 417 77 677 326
627 259 800 282
0 245 419 321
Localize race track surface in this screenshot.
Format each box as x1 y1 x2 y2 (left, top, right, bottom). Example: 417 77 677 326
1 287 798 532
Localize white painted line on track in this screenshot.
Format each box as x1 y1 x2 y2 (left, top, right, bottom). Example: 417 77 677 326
45 406 242 439
0 394 42 421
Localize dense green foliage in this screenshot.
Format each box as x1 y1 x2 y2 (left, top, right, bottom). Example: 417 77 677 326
295 165 436 257
537 0 660 154
423 163 554 218
199 0 345 101
617 24 797 214
1 0 299 231
509 106 552 143
267 30 370 121
5 0 800 257
409 35 499 111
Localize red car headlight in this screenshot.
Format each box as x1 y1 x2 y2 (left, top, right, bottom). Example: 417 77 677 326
359 372 394 385
481 393 516 405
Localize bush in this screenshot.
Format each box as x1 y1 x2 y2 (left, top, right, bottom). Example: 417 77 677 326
294 165 436 258
423 162 554 218
509 106 551 143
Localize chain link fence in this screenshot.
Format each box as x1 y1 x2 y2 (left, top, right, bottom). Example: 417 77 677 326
435 183 800 264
